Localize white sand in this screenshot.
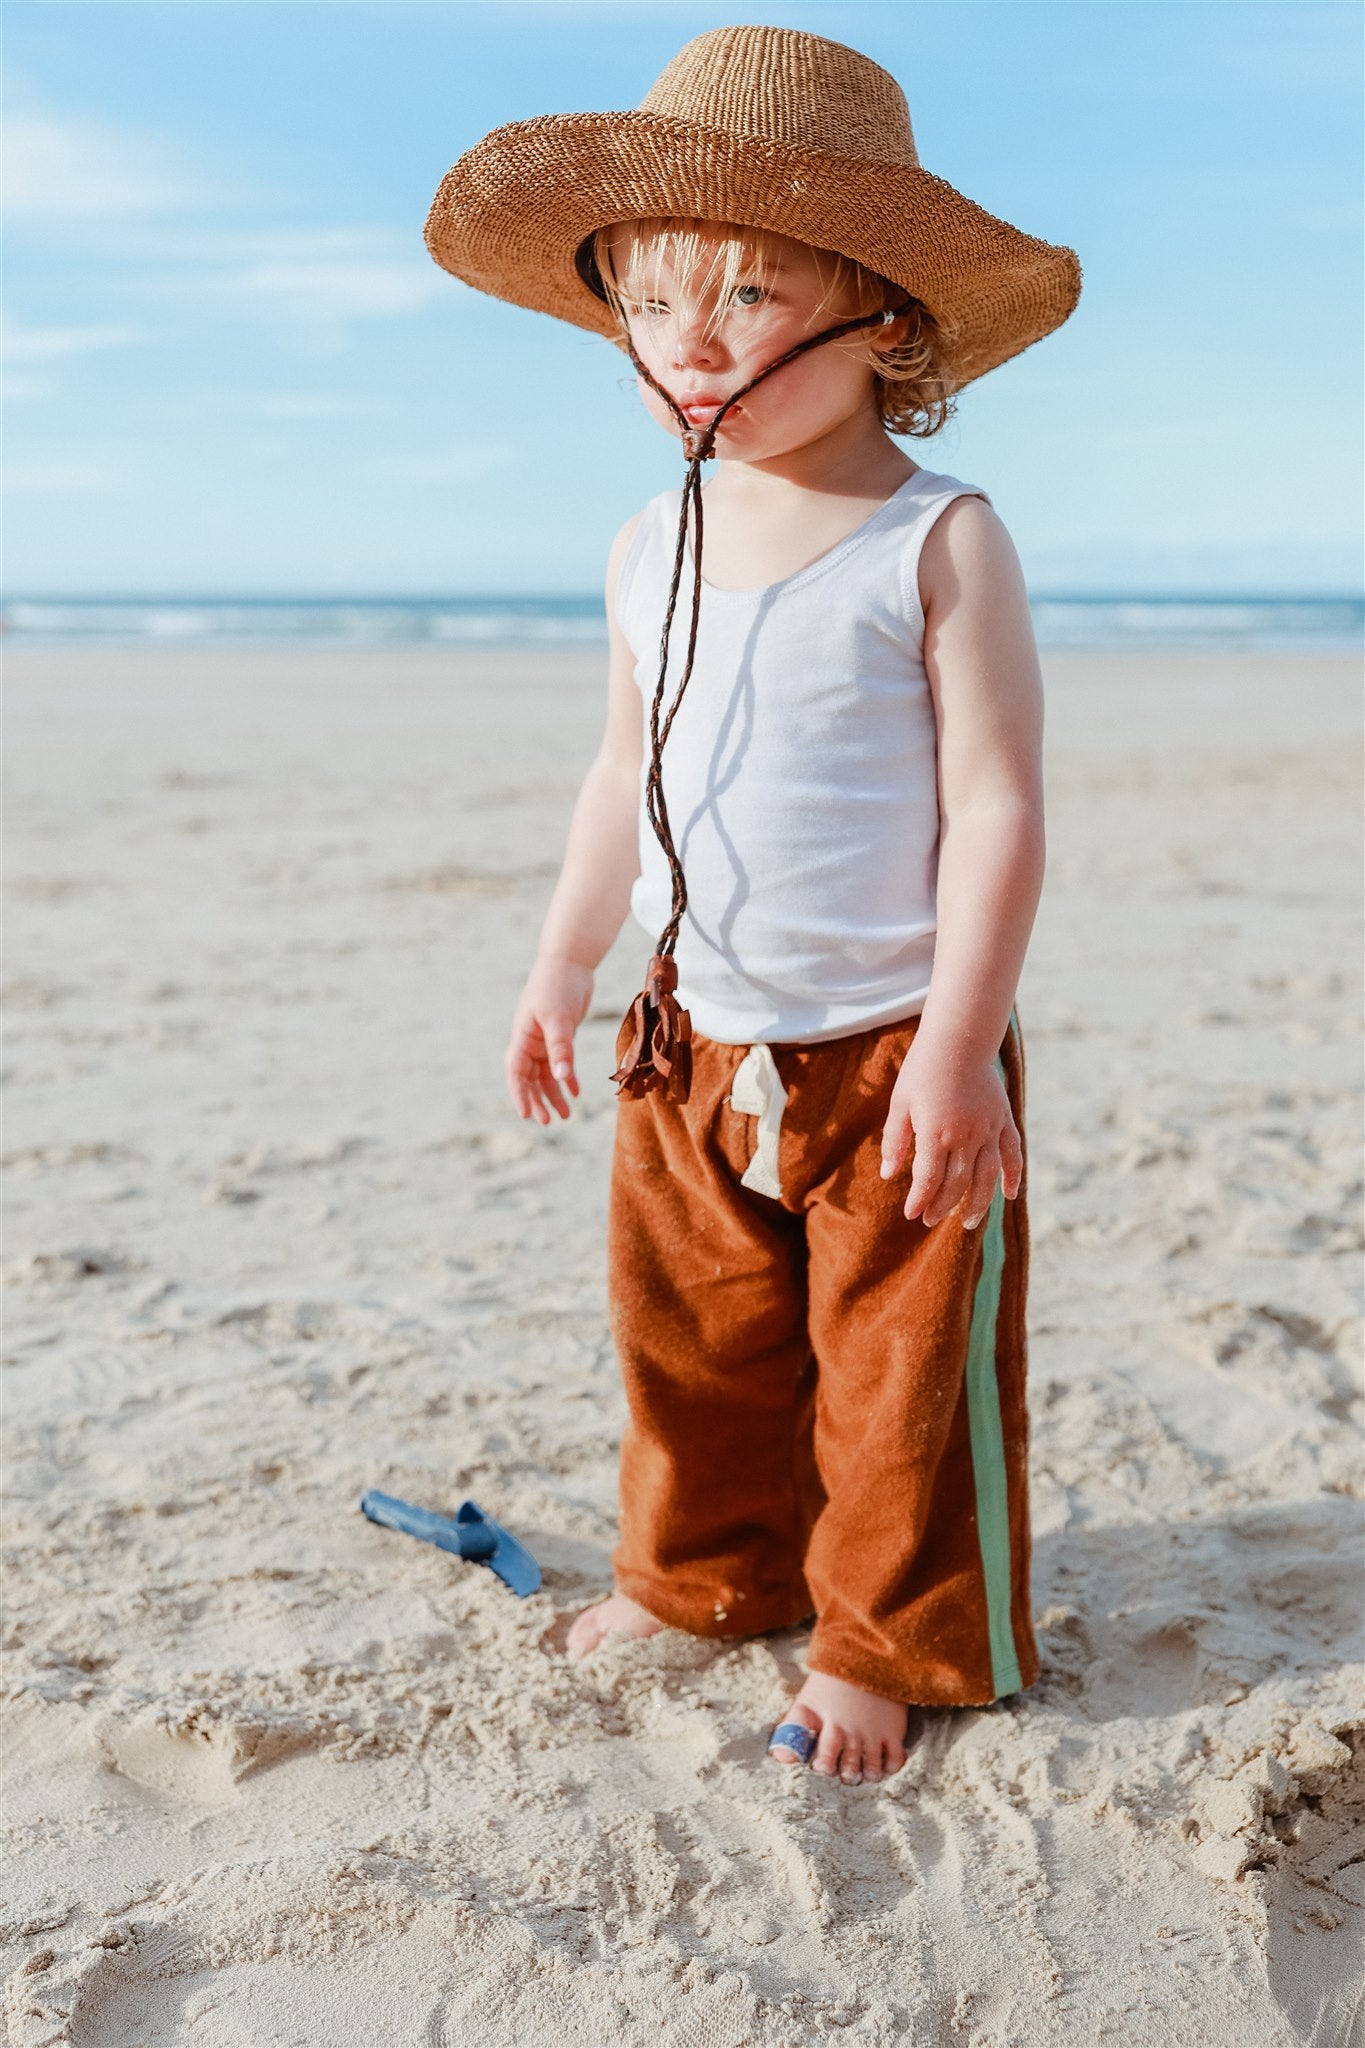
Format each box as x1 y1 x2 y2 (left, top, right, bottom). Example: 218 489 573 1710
2 643 1361 2047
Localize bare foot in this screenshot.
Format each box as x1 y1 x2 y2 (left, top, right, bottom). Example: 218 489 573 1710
769 1671 908 1784
565 1592 665 1662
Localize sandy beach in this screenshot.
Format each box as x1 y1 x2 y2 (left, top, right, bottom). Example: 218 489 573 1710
3 641 1361 2047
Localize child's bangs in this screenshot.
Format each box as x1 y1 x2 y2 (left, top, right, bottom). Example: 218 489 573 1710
594 219 782 338
595 219 886 331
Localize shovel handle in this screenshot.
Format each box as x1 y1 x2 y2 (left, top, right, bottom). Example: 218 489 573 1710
360 1490 497 1562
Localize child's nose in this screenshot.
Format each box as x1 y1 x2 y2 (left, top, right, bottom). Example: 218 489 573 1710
668 309 724 369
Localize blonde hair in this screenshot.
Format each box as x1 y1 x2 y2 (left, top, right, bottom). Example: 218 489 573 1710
590 217 957 440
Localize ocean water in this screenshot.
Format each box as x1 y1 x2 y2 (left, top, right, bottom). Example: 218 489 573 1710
3 592 1361 652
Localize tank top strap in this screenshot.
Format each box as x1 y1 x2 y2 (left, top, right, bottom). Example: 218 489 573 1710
890 472 993 628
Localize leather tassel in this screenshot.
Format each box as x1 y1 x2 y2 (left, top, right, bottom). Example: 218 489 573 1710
611 953 693 1103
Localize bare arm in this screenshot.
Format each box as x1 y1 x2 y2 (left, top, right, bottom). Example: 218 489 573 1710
880 495 1046 1226
505 514 645 1124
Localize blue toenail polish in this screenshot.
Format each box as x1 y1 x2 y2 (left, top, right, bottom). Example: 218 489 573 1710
768 1721 816 1764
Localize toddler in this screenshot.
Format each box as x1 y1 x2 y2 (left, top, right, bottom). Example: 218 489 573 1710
425 25 1080 1784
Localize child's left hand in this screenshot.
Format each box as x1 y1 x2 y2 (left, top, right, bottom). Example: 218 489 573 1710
880 1033 1022 1229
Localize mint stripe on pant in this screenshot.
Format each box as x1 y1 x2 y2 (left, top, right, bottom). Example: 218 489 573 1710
965 1179 1023 1698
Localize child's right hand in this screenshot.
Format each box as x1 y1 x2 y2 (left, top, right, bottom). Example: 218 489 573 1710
505 954 594 1124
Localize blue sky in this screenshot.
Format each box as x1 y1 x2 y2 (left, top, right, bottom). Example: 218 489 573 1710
5 1 1361 596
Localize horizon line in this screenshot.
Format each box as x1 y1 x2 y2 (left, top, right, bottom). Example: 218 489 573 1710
5 589 1363 607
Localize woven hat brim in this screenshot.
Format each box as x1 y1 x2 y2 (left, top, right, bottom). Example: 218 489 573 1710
424 112 1081 387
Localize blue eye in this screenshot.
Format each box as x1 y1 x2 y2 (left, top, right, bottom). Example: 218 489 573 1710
735 285 766 306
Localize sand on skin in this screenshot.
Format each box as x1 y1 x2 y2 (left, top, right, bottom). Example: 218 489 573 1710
2 644 1361 2048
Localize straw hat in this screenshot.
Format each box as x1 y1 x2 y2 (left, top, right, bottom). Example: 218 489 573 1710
424 24 1080 386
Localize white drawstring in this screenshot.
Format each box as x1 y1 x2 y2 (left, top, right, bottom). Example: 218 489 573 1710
729 1043 788 1199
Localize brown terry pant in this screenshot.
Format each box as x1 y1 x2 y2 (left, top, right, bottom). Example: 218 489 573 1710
607 1010 1037 1708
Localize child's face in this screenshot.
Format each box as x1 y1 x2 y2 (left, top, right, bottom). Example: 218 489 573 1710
608 225 886 462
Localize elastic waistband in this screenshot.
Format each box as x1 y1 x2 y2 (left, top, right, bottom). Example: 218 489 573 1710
691 1008 924 1058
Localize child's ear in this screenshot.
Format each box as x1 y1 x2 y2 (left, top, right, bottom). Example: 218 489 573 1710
873 297 926 355
871 309 907 356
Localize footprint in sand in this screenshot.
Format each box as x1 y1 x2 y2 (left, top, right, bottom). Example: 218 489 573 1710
1084 1611 1205 1719
93 1712 324 1807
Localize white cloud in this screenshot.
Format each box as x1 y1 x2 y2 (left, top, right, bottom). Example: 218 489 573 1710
4 87 449 340
86 224 452 334
2 104 228 219
2 317 145 361
149 228 451 322
216 257 443 320
3 98 453 440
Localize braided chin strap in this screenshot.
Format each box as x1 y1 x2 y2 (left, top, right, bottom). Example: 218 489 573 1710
610 301 914 1104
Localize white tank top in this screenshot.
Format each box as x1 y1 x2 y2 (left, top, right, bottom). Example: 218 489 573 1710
616 466 990 1045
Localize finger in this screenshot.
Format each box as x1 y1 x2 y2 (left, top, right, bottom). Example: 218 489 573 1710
543 1023 580 1100
514 1085 540 1124
506 1036 554 1123
904 1134 947 1221
507 1021 568 1124
511 1055 553 1126
840 1736 865 1785
880 1101 913 1178
931 1149 978 1226
504 1048 536 1121
960 1146 1002 1231
536 1060 572 1121
1000 1119 1024 1199
505 1024 541 1082
922 1148 974 1228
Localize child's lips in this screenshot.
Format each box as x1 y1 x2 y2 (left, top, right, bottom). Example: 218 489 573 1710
681 401 739 422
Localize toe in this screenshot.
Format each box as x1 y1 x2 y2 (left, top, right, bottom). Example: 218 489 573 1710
768 1705 819 1767
812 1722 845 1777
564 1610 605 1662
564 1626 593 1663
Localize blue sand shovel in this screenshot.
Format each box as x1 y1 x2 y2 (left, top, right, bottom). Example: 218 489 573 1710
359 1491 541 1598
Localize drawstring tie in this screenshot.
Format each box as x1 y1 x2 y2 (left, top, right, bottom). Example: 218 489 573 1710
730 1042 789 1199
610 301 914 1105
